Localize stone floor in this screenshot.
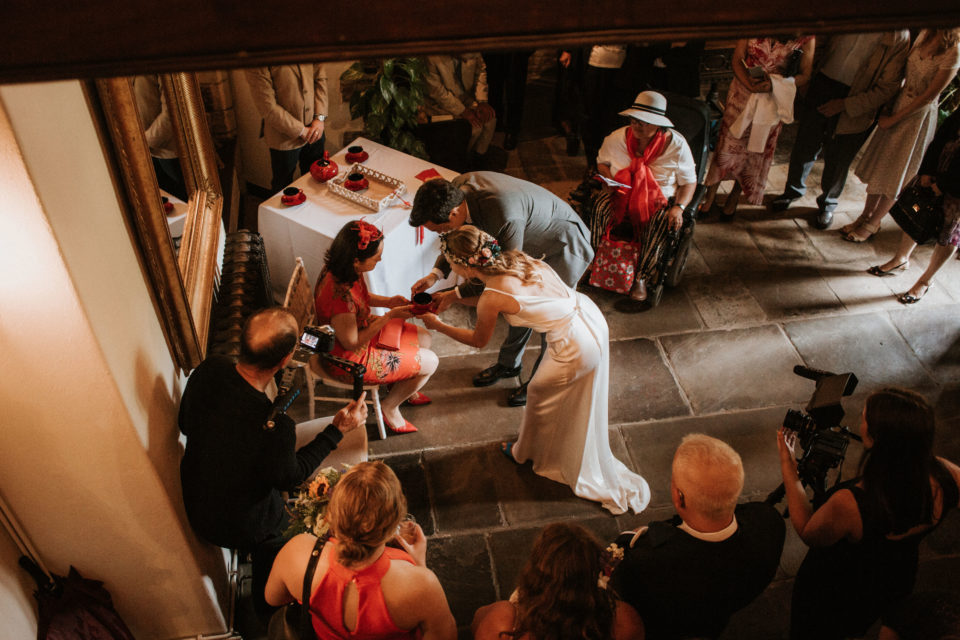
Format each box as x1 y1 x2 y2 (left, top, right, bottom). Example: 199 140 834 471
235 65 960 639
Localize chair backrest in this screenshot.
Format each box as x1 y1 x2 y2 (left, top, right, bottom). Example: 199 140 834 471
283 257 314 331
660 90 712 183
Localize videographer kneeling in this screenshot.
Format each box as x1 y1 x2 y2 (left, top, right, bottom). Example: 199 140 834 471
779 387 960 640
179 307 367 619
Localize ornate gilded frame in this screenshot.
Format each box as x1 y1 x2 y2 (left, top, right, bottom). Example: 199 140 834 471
94 73 222 371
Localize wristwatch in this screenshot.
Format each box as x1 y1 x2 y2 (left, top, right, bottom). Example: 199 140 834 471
314 114 326 122
673 203 686 212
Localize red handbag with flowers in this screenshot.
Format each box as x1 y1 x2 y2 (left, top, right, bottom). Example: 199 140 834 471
589 229 640 294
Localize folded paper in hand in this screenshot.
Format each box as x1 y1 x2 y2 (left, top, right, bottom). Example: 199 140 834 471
595 175 632 189
376 318 404 351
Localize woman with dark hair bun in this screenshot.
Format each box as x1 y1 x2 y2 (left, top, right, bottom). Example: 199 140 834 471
313 220 438 433
472 522 644 640
779 388 960 639
266 461 457 640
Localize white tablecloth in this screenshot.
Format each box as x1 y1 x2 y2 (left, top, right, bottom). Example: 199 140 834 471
258 137 459 303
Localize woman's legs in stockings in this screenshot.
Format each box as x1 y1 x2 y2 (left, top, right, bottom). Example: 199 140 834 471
903 243 958 298
380 328 438 426
844 194 896 240
877 232 919 271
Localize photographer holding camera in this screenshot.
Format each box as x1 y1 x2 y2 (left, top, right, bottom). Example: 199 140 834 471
778 387 960 640
179 307 368 619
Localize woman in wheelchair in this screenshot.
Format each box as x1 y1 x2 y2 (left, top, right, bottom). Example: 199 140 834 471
592 91 697 304
313 220 439 434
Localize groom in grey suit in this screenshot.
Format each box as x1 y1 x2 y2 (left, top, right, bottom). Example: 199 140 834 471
410 171 593 406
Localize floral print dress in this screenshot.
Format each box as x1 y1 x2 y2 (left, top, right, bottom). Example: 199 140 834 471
707 37 814 204
314 273 421 384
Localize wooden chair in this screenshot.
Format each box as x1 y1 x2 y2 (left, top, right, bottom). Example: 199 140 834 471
282 257 387 440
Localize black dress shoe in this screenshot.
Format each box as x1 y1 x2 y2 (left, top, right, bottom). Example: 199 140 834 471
473 363 522 387
769 194 797 212
507 385 527 407
504 132 518 150
813 209 834 230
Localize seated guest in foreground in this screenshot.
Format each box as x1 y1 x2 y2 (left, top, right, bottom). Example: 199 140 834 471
313 220 439 433
473 522 644 640
594 91 697 311
266 461 457 640
179 307 368 618
779 388 960 639
612 434 785 639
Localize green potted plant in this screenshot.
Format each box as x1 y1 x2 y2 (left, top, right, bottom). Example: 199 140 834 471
340 58 428 158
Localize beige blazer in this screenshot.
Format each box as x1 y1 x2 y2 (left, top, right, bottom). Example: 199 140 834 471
836 31 910 135
246 64 328 150
133 74 177 159
423 54 488 117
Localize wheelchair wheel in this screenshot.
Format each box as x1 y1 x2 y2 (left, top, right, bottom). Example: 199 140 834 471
665 231 693 287
647 281 665 308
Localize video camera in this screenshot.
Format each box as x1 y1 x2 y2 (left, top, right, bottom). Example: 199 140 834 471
264 324 367 430
768 365 862 507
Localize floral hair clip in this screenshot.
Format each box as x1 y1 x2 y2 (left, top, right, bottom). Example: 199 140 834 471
440 232 504 269
597 542 624 590
353 219 383 250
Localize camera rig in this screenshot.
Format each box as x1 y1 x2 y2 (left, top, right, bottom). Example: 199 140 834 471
767 365 862 509
264 325 366 430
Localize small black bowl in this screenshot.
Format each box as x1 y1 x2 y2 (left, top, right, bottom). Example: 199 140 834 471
283 186 300 197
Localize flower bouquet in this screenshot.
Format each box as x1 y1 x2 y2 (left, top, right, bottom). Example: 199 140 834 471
284 465 349 538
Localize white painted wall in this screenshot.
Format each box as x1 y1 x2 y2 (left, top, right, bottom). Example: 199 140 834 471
0 82 227 638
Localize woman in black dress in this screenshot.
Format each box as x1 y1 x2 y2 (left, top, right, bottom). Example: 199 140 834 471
778 388 960 639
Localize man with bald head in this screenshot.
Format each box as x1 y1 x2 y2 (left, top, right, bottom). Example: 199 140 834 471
179 307 366 618
611 434 785 639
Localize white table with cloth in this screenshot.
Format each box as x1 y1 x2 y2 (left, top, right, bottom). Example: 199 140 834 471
258 137 459 302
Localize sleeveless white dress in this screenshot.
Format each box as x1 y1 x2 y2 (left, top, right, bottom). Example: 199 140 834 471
486 267 650 514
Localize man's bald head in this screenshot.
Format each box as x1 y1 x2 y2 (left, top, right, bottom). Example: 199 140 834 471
239 307 299 371
672 434 744 524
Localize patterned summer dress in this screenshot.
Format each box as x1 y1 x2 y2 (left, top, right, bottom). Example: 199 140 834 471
314 273 421 384
706 37 814 204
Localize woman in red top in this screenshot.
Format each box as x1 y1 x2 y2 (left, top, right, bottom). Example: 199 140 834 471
266 461 457 640
313 220 438 433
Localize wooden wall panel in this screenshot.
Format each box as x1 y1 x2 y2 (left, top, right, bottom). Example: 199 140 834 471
2 0 958 82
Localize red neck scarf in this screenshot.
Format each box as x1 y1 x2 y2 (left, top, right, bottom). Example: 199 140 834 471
611 128 669 235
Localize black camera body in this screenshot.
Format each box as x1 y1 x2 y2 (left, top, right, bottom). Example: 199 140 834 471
264 324 366 430
298 324 336 357
772 366 861 505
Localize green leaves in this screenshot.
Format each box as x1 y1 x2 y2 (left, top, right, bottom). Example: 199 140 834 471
339 57 428 158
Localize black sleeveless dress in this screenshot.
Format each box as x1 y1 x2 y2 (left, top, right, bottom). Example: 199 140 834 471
790 461 959 640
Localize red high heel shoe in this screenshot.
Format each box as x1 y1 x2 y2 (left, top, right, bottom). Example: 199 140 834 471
403 391 432 406
383 416 418 433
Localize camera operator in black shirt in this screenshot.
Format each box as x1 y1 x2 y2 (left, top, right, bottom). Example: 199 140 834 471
179 307 367 618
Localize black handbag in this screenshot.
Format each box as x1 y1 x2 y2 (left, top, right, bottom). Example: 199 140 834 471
267 535 327 640
889 178 944 245
783 48 804 78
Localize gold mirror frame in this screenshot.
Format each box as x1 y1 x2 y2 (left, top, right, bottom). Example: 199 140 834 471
94 73 222 371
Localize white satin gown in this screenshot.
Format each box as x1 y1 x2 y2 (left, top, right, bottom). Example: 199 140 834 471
486 267 650 514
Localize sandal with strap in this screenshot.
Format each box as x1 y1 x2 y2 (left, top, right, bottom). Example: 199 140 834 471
898 282 930 305
842 222 880 243
867 261 909 277
840 213 871 235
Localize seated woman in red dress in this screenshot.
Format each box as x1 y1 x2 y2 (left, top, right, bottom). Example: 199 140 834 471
265 461 457 640
312 220 438 433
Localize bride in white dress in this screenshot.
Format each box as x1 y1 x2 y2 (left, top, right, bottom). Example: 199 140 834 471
421 225 650 514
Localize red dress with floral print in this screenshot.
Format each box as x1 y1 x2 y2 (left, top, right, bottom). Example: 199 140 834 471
706 37 813 204
314 273 421 384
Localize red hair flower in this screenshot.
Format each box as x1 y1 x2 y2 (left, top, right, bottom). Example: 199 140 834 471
354 219 383 250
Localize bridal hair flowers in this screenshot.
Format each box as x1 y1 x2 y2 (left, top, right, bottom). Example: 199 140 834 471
353 219 383 250
440 233 504 268
597 542 624 590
